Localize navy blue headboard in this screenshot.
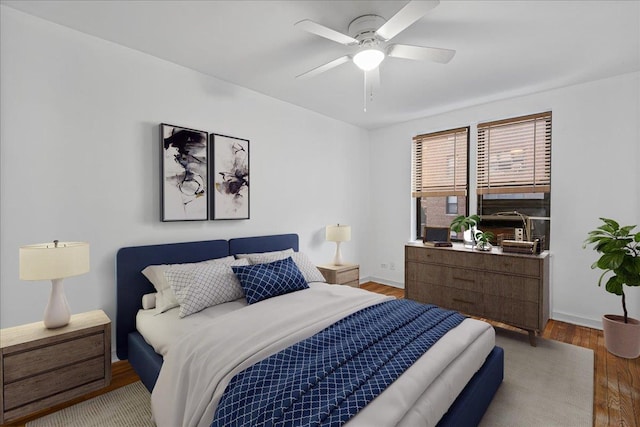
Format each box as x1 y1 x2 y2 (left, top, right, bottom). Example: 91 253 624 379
116 239 228 359
115 233 299 360
229 233 298 255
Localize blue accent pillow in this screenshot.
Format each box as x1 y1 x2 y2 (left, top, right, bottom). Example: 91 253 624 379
232 256 309 305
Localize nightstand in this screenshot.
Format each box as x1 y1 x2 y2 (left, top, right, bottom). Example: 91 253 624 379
317 263 360 287
0 310 111 423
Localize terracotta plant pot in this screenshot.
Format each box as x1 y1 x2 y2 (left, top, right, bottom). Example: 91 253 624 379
602 314 640 359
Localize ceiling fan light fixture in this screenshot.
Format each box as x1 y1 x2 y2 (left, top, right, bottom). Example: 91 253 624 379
353 48 385 71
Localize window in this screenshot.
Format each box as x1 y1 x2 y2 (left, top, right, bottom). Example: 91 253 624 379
477 112 552 248
446 196 458 214
412 127 469 240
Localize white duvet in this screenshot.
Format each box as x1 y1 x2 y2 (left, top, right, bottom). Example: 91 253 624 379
151 283 494 427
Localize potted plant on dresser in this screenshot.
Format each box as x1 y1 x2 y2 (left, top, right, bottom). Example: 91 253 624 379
584 217 640 359
450 214 494 251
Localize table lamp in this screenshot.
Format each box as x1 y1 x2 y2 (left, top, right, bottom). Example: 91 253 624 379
19 240 90 329
326 224 351 266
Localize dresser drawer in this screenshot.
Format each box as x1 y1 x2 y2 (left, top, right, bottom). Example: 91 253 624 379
481 274 540 302
406 246 457 267
484 297 539 329
406 281 484 317
3 332 104 383
405 262 449 285
482 254 540 276
3 356 105 410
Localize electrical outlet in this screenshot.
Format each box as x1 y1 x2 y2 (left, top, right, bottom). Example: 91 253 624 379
515 228 524 241
389 262 396 270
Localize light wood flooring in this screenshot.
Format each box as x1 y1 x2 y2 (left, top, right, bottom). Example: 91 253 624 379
4 282 638 427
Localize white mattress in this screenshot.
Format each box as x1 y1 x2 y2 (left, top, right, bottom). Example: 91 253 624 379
137 297 248 356
145 283 495 427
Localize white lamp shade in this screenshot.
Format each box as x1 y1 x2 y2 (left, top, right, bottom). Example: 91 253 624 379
20 242 90 281
326 225 351 242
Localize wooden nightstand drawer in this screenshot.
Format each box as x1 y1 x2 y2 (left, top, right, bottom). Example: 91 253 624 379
340 267 359 284
4 356 105 410
0 310 111 424
4 332 105 383
317 264 360 287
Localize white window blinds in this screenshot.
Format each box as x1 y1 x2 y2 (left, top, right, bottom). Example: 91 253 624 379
412 127 468 198
477 112 551 195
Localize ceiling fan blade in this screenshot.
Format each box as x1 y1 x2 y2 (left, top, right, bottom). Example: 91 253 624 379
376 0 440 41
295 19 358 45
296 55 351 79
387 44 455 64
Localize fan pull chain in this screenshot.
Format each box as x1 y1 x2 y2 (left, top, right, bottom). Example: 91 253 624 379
363 72 367 112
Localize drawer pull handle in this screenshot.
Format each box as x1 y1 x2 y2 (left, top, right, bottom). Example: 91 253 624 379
453 276 475 283
453 298 475 305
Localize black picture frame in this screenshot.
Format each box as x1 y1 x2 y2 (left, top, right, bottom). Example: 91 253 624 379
160 123 209 221
210 133 250 220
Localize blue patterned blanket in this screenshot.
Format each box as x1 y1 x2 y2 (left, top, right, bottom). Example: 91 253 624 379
211 299 466 427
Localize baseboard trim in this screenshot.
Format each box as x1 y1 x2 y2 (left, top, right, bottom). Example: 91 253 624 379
361 276 404 289
552 311 603 330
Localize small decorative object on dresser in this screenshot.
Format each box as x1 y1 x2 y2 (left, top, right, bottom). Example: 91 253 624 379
0 310 111 424
450 214 494 250
19 241 90 329
317 263 359 287
583 217 640 359
325 224 351 265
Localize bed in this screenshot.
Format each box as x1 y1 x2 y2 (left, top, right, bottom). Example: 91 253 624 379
116 233 503 426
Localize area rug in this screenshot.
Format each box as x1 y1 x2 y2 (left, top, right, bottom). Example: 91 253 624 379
480 328 594 426
26 381 153 427
27 329 593 427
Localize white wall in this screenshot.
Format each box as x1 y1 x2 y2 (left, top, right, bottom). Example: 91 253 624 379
2 6 638 341
0 7 370 337
368 71 640 329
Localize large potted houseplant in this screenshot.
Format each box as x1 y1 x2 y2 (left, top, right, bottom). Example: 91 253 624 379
583 217 640 359
450 215 494 251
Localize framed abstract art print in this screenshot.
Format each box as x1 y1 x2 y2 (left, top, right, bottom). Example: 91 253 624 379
161 123 209 221
210 133 249 220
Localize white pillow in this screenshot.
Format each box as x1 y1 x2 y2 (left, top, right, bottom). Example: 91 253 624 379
237 250 325 284
291 252 326 283
235 248 294 263
141 293 157 310
142 255 236 314
165 259 249 318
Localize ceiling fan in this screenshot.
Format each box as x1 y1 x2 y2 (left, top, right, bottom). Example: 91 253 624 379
294 0 455 87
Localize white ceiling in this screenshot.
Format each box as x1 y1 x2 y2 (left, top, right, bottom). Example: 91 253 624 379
3 0 639 129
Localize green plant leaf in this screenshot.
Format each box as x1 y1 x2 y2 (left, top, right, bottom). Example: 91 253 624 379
597 252 625 270
619 225 636 236
604 276 624 295
601 218 620 230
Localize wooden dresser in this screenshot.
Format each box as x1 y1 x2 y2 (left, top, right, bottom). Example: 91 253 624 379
0 310 111 423
405 243 549 345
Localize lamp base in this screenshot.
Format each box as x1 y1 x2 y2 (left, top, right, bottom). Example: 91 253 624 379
333 242 345 266
44 278 71 329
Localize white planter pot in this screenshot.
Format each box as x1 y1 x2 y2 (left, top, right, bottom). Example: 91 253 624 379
602 314 640 359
